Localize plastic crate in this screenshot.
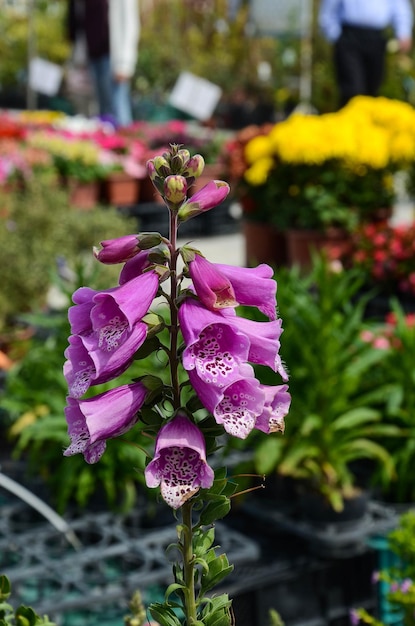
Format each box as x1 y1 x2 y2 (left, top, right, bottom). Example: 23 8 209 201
2 501 259 624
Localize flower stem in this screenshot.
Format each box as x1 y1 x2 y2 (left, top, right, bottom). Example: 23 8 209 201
168 208 181 410
181 500 197 626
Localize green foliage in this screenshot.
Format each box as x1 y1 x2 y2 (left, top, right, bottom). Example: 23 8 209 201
0 263 161 514
0 3 69 89
0 575 55 626
367 302 415 503
0 174 136 329
239 255 400 511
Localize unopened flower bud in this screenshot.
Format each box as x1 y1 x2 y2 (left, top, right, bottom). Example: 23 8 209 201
178 180 230 222
153 155 171 178
146 159 157 181
164 175 188 204
183 154 205 179
170 148 191 174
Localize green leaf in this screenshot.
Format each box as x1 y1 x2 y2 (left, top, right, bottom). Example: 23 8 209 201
0 576 11 601
254 437 284 474
332 407 380 431
200 552 234 594
199 497 231 525
148 603 182 626
193 527 215 556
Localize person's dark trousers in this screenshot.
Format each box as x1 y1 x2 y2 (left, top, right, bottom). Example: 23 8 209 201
334 24 387 108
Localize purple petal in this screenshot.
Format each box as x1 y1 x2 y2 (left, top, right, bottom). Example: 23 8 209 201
90 270 159 337
214 377 265 439
63 381 147 463
83 321 147 384
64 335 96 398
119 250 153 284
178 180 230 221
222 309 287 377
255 385 291 434
215 262 277 320
188 254 238 310
179 299 249 367
145 414 214 509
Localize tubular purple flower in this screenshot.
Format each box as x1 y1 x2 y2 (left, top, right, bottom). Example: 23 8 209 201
145 414 214 509
214 262 277 320
221 309 288 380
63 381 147 463
93 234 140 264
177 180 230 222
255 385 291 434
64 320 147 397
179 299 250 387
188 254 238 310
69 271 159 343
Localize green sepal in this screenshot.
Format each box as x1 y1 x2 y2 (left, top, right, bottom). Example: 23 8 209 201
139 406 164 427
199 496 231 525
148 603 182 626
134 336 164 360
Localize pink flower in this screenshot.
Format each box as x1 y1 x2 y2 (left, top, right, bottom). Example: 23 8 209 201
64 382 147 463
145 414 214 509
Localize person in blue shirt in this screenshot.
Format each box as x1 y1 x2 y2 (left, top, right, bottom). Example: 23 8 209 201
318 0 413 108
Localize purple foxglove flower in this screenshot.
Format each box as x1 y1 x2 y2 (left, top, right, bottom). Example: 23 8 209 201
221 309 288 380
177 180 230 222
179 300 250 388
63 381 147 463
215 262 277 320
189 255 277 320
180 299 287 380
64 320 147 397
255 385 291 434
188 254 238 310
69 271 159 346
145 414 214 509
93 234 140 264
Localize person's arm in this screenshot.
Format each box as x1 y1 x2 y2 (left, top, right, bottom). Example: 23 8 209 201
391 0 413 52
318 0 342 42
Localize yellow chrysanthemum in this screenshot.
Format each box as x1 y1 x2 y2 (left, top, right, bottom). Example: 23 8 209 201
244 135 274 165
244 157 274 186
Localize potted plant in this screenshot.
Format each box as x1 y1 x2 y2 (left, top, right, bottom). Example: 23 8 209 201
249 255 400 516
341 221 415 317
361 305 415 504
229 96 415 268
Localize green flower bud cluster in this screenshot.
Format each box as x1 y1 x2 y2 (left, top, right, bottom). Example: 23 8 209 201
146 144 205 207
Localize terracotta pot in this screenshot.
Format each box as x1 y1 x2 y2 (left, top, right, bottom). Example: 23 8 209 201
104 171 140 206
243 220 288 268
67 179 100 210
286 227 352 269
